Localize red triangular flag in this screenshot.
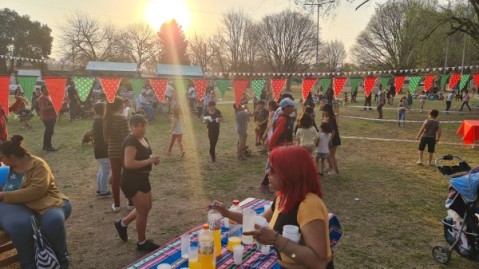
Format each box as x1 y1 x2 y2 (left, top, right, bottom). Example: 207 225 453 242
333 77 348 97
394 76 405 95
472 73 479 88
424 75 435 92
0 76 9 115
44 77 67 113
98 77 121 103
149 78 168 102
193 79 208 101
364 77 377 97
271 79 287 101
448 73 461 90
234 80 250 108
302 78 317 100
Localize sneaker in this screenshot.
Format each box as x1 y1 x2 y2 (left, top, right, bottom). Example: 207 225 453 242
126 205 135 211
114 220 128 241
416 160 423 166
111 204 121 212
137 239 160 252
99 191 112 198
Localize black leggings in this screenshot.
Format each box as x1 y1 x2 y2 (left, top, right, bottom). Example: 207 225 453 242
208 129 219 161
460 101 471 111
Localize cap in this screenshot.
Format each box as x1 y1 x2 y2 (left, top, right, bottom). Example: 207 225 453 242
279 98 295 109
202 224 209 230
232 200 240 205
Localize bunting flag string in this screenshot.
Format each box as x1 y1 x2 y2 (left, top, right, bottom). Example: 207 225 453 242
394 76 405 95
448 73 461 90
459 74 471 91
364 77 377 97
149 78 168 102
16 76 37 102
234 79 250 107
302 78 317 100
215 80 230 97
44 77 67 113
320 78 332 94
251 79 266 99
333 78 348 97
349 78 362 94
380 77 391 88
0 76 10 115
408 76 422 94
271 79 287 101
98 77 121 103
440 74 449 91
129 79 145 98
423 75 435 92
193 79 208 101
473 73 479 88
72 77 95 102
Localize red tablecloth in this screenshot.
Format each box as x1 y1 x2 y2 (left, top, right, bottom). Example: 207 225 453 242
457 120 479 145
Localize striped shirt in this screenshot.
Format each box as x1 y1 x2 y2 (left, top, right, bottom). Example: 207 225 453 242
107 115 129 159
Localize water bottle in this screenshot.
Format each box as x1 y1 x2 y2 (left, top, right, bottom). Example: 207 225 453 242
228 200 242 238
208 208 222 258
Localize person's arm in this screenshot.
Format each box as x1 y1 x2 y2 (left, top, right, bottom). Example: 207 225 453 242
269 116 287 150
416 122 427 140
294 129 301 144
123 146 158 169
170 118 177 133
208 201 243 224
2 162 51 203
436 124 442 142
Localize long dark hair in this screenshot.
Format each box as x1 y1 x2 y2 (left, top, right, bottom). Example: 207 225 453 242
0 135 29 158
103 96 124 142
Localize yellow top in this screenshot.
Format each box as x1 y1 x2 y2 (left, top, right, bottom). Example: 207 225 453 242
269 193 332 266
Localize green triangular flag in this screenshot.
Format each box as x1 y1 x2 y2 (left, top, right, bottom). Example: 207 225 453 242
459 74 471 91
440 74 449 91
409 76 422 94
251 80 265 99
320 78 332 94
215 79 230 97
129 79 145 98
349 78 362 94
380 77 391 90
72 77 95 102
17 76 37 101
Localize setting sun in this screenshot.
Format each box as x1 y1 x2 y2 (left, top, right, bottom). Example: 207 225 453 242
144 0 191 30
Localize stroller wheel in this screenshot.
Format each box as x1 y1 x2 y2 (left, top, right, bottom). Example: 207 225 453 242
432 246 450 264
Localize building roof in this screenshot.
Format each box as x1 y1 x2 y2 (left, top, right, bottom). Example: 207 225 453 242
86 61 138 73
156 64 204 78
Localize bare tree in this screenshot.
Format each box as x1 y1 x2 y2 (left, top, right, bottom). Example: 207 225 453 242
188 34 218 72
59 11 121 66
256 9 317 72
116 23 156 74
320 40 346 71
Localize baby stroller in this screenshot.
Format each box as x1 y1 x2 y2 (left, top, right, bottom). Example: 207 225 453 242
432 154 479 264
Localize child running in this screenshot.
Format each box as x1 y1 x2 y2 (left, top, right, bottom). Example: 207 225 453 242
398 96 407 127
315 122 332 176
416 109 441 166
167 106 185 157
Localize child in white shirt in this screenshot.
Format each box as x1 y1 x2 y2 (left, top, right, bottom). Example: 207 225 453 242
315 122 333 176
295 113 318 155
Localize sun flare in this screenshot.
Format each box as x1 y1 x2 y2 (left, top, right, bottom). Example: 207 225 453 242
145 0 191 31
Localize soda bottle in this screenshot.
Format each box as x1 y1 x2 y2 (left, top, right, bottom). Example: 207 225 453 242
228 200 242 238
208 208 222 258
198 224 215 269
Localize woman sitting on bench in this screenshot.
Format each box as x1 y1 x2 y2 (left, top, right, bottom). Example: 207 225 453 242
0 135 72 269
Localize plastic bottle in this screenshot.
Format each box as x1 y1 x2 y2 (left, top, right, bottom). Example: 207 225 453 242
208 208 222 258
228 200 242 238
198 224 215 269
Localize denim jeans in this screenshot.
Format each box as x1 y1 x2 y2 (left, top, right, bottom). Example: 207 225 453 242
96 158 111 194
141 104 154 120
42 118 56 148
0 200 72 269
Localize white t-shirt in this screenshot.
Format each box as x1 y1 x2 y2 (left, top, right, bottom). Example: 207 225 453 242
317 132 332 153
295 127 318 147
446 92 453 101
165 85 174 98
187 87 196 99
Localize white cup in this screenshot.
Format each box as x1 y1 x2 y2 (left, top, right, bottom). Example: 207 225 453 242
254 216 268 228
233 245 244 265
283 225 299 234
157 264 171 269
260 244 271 255
242 208 256 244
180 234 190 259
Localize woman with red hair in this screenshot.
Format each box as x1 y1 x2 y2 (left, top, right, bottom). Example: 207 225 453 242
210 145 333 269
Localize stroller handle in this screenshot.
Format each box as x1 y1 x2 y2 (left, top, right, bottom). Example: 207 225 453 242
434 154 465 167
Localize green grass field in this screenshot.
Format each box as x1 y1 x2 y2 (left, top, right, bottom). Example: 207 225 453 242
4 87 479 268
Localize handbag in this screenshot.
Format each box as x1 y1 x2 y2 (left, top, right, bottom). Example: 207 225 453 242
31 215 61 269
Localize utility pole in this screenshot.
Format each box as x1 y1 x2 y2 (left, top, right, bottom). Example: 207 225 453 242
303 0 334 66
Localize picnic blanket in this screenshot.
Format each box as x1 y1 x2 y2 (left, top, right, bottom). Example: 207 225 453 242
125 198 279 269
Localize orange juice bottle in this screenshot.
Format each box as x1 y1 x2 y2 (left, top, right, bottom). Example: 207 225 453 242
198 224 215 269
208 208 222 257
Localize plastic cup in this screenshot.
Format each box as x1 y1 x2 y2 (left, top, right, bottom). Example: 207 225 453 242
261 245 271 255
180 234 190 259
227 236 241 252
156 264 171 269
188 247 198 269
233 245 244 265
0 166 10 186
242 208 256 244
283 225 299 234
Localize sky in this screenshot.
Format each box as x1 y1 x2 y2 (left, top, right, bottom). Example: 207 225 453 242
1 0 377 62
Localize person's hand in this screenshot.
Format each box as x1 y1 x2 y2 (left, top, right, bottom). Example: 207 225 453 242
243 226 277 245
149 155 160 165
207 200 229 217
